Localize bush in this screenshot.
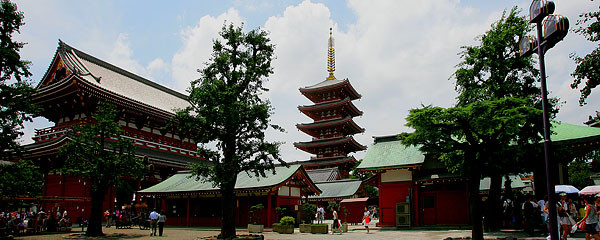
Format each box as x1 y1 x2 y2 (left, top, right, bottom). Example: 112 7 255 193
249 204 265 224
280 216 295 226
301 203 316 224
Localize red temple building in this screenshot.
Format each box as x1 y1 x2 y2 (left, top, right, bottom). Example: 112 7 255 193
294 30 366 178
19 40 202 222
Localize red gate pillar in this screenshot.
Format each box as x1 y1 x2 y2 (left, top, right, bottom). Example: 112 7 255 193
267 191 272 227
186 197 190 227
161 198 167 212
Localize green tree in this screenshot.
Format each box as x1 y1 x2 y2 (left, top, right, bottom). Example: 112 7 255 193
59 102 144 236
401 8 545 239
170 24 283 239
0 0 36 158
0 159 42 199
401 98 542 240
571 10 600 105
452 7 547 233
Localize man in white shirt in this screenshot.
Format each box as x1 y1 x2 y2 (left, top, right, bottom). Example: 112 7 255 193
149 209 159 236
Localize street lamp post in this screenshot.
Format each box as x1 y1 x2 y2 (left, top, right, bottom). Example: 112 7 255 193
520 1 569 240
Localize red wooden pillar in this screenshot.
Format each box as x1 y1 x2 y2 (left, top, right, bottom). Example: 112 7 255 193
161 198 167 212
154 198 157 210
414 181 420 226
378 174 382 220
186 197 190 227
267 191 272 227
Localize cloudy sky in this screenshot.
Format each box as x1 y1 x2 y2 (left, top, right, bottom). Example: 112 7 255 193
14 0 600 162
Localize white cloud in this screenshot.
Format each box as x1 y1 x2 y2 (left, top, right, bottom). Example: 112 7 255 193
171 8 244 92
107 33 170 83
262 0 498 161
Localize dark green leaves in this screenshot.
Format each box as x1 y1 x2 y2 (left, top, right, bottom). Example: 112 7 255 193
571 10 600 105
0 0 36 157
171 23 283 188
0 159 42 199
59 102 144 192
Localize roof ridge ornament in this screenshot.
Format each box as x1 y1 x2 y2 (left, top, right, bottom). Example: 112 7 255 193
327 28 336 80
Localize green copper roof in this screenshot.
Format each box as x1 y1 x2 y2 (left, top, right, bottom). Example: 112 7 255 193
139 165 318 194
551 122 600 144
309 180 362 200
357 139 425 170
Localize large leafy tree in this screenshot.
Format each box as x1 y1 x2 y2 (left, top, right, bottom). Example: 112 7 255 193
571 9 600 105
170 24 283 239
59 102 144 236
401 8 544 239
0 0 36 158
0 159 42 199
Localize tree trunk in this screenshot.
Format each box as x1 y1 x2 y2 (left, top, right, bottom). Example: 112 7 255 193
467 154 483 240
220 178 237 239
486 174 502 231
86 186 107 236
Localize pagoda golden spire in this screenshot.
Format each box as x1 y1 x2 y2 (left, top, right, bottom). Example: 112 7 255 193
327 28 336 80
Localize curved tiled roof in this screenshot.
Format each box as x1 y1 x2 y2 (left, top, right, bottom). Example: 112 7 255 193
138 165 321 196
37 41 189 115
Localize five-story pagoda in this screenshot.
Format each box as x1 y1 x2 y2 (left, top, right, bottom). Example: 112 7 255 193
294 29 366 178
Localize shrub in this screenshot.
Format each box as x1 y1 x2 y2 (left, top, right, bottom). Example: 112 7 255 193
249 204 264 224
280 216 295 226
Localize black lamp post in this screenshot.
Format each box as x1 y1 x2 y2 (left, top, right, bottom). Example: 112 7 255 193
519 1 569 239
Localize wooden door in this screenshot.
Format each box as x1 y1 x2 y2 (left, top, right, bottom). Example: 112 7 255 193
422 194 436 225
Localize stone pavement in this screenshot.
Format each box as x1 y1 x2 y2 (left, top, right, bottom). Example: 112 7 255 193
13 225 588 240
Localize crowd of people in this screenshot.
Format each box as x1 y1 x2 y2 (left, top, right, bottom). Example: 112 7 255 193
315 205 376 234
0 208 72 237
498 192 600 239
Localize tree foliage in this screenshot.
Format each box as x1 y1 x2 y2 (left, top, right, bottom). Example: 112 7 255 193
571 10 600 105
400 8 544 240
170 23 283 239
0 159 42 199
0 0 36 157
59 102 144 236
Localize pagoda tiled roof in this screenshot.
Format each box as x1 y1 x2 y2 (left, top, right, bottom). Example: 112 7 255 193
296 116 364 137
36 40 189 116
294 136 366 153
298 97 362 117
292 156 358 168
299 78 361 101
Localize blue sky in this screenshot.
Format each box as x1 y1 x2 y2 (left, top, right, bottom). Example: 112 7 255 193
14 0 600 161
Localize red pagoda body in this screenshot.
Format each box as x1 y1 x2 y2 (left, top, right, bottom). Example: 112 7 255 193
294 30 366 178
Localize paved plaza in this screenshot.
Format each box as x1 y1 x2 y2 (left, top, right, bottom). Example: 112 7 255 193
13 225 590 240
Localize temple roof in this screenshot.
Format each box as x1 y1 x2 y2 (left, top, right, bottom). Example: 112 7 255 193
138 165 321 196
357 136 425 171
308 179 362 200
296 116 364 137
358 122 600 171
294 156 358 168
294 136 366 154
299 78 361 102
305 167 340 183
36 40 189 115
298 97 363 118
550 122 600 144
21 133 201 168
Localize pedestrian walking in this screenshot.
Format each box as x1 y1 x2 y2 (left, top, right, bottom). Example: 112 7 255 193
158 211 166 236
331 207 341 234
576 196 600 240
149 209 159 236
363 207 371 233
558 193 571 240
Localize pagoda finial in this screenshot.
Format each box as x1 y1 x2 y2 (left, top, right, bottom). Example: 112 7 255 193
327 28 336 80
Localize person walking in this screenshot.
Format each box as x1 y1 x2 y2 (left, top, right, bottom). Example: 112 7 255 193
158 211 166 236
576 196 600 240
149 209 159 236
557 193 571 240
363 207 370 233
331 207 341 234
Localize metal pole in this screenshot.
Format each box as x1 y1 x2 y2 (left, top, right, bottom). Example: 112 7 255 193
536 21 558 240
